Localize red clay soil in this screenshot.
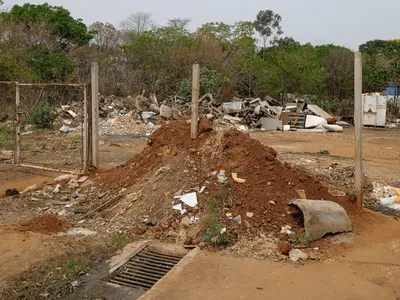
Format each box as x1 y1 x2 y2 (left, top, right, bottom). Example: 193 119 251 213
98 120 360 238
17 215 71 235
98 119 214 189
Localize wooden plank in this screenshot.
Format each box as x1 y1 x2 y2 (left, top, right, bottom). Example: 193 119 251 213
14 84 20 164
191 64 200 139
91 63 100 168
354 52 363 208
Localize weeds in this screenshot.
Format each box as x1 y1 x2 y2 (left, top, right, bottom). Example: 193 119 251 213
25 101 54 129
0 122 12 149
112 235 133 249
289 233 313 247
203 186 235 246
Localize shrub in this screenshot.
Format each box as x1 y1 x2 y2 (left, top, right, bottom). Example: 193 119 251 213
0 122 13 149
26 101 54 129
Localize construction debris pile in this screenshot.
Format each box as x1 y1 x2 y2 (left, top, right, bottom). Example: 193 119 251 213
61 120 357 253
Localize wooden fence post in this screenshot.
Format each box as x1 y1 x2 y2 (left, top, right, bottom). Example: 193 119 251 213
191 64 200 139
14 83 20 164
354 52 363 208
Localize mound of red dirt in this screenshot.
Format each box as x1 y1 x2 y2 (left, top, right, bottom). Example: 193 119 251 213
98 120 359 238
17 216 71 235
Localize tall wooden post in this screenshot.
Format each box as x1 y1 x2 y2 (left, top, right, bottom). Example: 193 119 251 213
191 64 200 139
91 62 100 169
354 52 363 208
14 84 20 164
83 84 88 171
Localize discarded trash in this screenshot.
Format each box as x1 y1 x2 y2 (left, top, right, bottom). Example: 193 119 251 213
237 125 249 132
173 203 183 211
190 216 200 223
233 215 242 224
67 228 97 236
380 197 400 211
21 184 37 194
68 179 79 189
283 125 291 131
289 249 308 262
59 125 73 133
141 111 156 119
55 174 77 182
289 199 352 241
199 186 206 194
297 190 307 200
52 184 62 194
220 228 227 234
232 173 246 184
305 115 328 129
217 170 228 183
269 201 277 206
226 212 233 220
71 191 79 199
180 216 191 226
322 124 344 132
67 110 78 118
280 225 293 235
178 192 198 208
78 176 89 183
21 131 34 136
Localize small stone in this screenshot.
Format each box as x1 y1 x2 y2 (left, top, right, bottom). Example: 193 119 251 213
246 212 254 218
180 216 191 226
144 218 157 227
235 200 243 206
267 182 272 186
131 227 146 235
279 242 293 256
289 249 308 262
269 201 277 206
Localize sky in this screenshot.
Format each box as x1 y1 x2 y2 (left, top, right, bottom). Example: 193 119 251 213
3 0 399 50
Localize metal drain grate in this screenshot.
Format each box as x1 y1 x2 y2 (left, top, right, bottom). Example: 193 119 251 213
110 249 184 290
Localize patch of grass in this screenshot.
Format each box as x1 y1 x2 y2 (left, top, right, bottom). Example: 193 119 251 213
21 144 34 152
202 188 235 246
0 122 13 149
289 233 313 247
112 235 133 249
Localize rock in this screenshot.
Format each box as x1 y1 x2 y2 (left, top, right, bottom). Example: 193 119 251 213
269 201 277 206
246 212 254 218
180 216 191 226
144 218 157 227
279 242 293 256
206 114 214 119
68 179 80 189
149 103 160 112
55 174 78 182
24 124 34 131
132 227 147 235
289 249 308 262
5 188 19 197
67 228 97 236
160 104 173 119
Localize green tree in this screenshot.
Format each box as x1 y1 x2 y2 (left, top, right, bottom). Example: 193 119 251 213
3 3 92 47
255 10 283 48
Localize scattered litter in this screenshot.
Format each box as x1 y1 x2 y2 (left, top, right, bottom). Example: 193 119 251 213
190 216 200 223
141 111 156 119
289 249 308 262
220 228 227 234
237 125 249 132
58 209 67 216
21 184 37 194
67 228 97 236
52 184 62 194
380 197 400 211
59 125 73 133
217 170 228 183
280 225 293 235
71 191 79 199
199 186 206 194
226 213 233 220
21 131 34 136
78 176 89 183
55 174 77 182
232 173 246 184
179 192 198 208
269 201 277 206
297 190 307 199
68 110 78 118
233 215 242 224
173 203 183 211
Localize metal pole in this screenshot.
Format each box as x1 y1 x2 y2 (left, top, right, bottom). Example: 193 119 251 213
191 64 200 139
354 52 363 208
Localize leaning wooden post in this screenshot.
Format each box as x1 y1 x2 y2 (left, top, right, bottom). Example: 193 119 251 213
191 64 200 139
354 52 363 208
91 62 100 169
14 83 21 164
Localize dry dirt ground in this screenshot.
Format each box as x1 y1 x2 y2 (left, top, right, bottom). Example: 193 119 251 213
1 128 400 299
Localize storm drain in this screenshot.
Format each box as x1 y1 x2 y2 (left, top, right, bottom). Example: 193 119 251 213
109 248 184 290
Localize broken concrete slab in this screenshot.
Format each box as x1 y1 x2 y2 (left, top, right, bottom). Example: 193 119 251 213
288 199 352 241
160 104 173 119
260 117 283 131
223 115 242 124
